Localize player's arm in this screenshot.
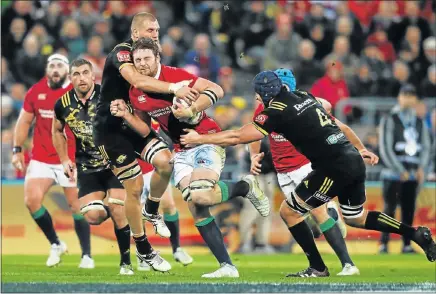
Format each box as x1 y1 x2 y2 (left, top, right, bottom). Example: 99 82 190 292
12 109 34 171
181 123 266 147
248 98 264 175
120 63 198 101
110 99 151 137
316 97 332 114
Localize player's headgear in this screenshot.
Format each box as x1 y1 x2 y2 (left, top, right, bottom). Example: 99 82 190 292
252 71 283 105
47 53 69 65
275 68 296 91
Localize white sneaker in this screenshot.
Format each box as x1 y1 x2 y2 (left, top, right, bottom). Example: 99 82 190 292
46 241 68 267
78 255 95 269
337 263 360 276
173 248 193 266
136 250 171 272
242 175 270 217
137 257 151 271
142 207 171 238
120 263 134 275
327 201 347 238
202 263 239 278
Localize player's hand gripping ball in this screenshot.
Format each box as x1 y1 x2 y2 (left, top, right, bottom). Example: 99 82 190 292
172 97 203 125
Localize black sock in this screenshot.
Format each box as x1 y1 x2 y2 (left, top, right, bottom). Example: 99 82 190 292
289 221 326 272
31 206 59 245
164 212 180 253
321 220 353 267
365 211 416 239
133 234 153 255
114 224 132 265
223 180 249 201
145 198 160 215
196 217 233 265
73 214 91 257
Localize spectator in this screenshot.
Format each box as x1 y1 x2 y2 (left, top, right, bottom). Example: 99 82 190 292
308 24 333 61
391 1 431 52
30 23 57 58
368 0 397 37
2 17 27 62
41 2 63 40
60 18 86 60
184 33 220 83
398 26 425 86
160 38 179 68
14 34 46 88
1 129 16 180
293 39 324 91
349 63 380 97
217 66 245 102
420 64 436 98
1 1 34 36
263 14 302 70
1 57 17 94
92 18 117 54
303 4 332 33
360 42 390 83
383 61 411 97
162 26 189 66
421 37 436 76
323 36 360 84
79 36 105 84
348 0 378 28
108 1 131 43
367 26 396 64
72 1 101 39
9 83 27 111
335 15 364 56
311 61 350 117
1 95 18 131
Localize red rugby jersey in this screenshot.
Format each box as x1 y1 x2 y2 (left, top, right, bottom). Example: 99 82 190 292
22 77 76 164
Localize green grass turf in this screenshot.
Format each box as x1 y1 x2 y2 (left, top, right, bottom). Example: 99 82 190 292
2 253 435 284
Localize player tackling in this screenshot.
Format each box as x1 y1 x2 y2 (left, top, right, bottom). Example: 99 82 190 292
181 70 436 277
110 37 269 278
12 54 93 268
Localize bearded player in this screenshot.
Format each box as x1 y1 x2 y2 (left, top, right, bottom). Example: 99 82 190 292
181 71 436 277
12 54 93 268
110 37 269 278
249 68 373 275
93 12 198 272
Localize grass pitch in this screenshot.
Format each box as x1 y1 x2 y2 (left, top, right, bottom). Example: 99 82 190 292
2 253 435 292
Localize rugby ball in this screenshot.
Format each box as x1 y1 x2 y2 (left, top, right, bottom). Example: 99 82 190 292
173 97 203 125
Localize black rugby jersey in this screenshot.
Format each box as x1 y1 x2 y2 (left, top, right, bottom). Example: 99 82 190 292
54 84 108 173
252 88 360 171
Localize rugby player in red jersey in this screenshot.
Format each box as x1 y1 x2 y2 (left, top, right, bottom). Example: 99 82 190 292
110 37 269 278
12 54 93 268
136 121 193 270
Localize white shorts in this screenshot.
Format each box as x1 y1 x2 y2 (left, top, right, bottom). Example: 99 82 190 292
173 144 226 186
26 160 76 187
140 171 153 204
277 163 312 202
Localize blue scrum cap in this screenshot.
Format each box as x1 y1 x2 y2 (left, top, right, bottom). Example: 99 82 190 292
275 68 296 91
252 71 283 104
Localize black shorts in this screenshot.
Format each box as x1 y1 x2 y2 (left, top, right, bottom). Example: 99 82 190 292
94 112 167 169
77 169 124 198
292 153 367 215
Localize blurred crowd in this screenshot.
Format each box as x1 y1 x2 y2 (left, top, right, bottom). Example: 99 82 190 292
1 0 436 181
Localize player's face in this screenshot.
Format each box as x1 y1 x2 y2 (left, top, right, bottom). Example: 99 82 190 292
133 49 159 77
138 20 160 46
70 64 94 96
46 60 68 89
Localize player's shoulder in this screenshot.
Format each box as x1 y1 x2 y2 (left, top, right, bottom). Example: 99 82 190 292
161 65 188 75
108 39 133 62
25 77 48 99
111 39 133 53
57 88 75 109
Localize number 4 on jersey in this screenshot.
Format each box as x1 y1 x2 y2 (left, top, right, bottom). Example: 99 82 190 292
316 108 333 127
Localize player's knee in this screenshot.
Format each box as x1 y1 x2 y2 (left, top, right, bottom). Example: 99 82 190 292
190 190 212 206
108 203 126 225
189 179 216 206
153 152 173 177
340 204 366 228
24 194 43 212
83 210 106 225
310 204 329 224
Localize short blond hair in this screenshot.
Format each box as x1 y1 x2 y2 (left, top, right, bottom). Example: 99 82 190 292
131 12 157 32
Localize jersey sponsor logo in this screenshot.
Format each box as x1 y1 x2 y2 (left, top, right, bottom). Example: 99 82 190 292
313 191 330 203
38 93 47 100
326 132 345 145
38 109 54 118
137 95 146 103
148 107 172 118
117 51 131 62
116 154 127 164
271 133 287 142
294 98 313 111
254 114 267 125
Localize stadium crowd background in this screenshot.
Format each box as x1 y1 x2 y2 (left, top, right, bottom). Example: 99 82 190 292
1 0 435 182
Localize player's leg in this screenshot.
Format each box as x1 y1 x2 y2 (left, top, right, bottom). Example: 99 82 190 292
339 178 436 262
139 136 172 237
400 180 419 253
379 179 399 253
63 186 93 269
310 204 359 276
24 160 65 267
160 185 193 265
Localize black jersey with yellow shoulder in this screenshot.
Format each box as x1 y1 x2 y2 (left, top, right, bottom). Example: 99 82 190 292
252 88 360 171
54 84 108 173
